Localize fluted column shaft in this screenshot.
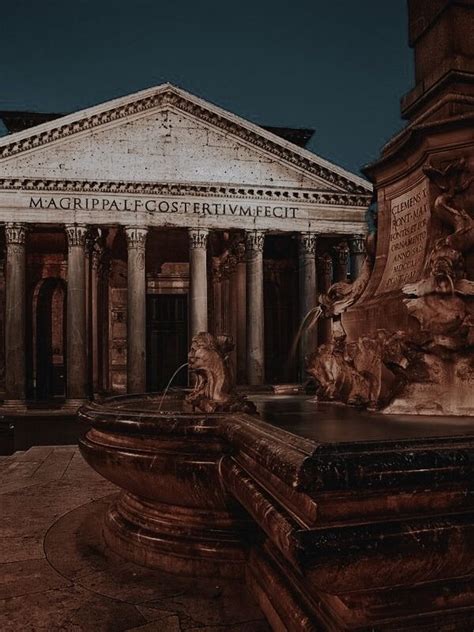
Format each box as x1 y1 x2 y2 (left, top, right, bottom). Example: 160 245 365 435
66 224 88 402
235 240 247 384
125 226 148 394
189 229 209 337
318 253 334 344
245 230 265 385
91 237 104 394
298 232 318 378
4 223 27 403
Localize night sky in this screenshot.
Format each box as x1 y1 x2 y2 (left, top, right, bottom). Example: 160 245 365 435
0 1 412 177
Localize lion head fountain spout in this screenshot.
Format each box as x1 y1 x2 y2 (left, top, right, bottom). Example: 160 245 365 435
185 332 256 414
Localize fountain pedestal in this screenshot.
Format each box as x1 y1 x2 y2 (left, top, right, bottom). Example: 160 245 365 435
79 396 474 631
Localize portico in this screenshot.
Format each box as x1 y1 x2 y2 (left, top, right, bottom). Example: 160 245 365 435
0 83 371 407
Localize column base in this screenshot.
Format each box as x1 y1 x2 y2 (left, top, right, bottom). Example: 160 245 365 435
1 399 27 412
63 398 88 411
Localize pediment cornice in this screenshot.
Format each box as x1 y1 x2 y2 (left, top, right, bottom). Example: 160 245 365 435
0 85 372 196
0 177 371 207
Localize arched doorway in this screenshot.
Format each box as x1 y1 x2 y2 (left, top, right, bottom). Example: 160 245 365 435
32 278 66 400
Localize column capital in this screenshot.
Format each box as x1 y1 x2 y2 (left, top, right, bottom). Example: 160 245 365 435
232 239 246 263
189 228 209 250
298 232 318 256
5 223 27 246
334 240 350 265
125 226 148 248
318 252 334 276
245 230 265 253
349 234 365 255
65 224 88 248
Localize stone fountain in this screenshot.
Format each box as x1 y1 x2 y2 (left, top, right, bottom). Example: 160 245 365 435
79 3 474 629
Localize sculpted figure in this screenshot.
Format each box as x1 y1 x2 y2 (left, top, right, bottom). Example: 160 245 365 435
423 158 474 253
185 332 256 414
403 159 474 351
306 330 409 409
319 232 376 317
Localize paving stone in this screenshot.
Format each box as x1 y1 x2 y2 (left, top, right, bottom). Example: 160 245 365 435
0 558 71 599
0 535 44 563
0 446 269 631
0 584 146 632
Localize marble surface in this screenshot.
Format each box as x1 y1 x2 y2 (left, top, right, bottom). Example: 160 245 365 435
252 395 474 442
0 445 269 632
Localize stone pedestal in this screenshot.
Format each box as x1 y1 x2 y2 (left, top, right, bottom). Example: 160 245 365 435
189 229 209 337
125 227 148 394
245 230 265 385
65 224 88 404
298 233 318 377
4 223 26 406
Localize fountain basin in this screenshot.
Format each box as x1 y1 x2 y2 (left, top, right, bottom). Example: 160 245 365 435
79 394 474 630
79 394 249 578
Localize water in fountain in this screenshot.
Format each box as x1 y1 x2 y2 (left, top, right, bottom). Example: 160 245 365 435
287 305 323 375
158 362 189 411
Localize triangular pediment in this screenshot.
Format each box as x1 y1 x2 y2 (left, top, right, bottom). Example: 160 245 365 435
0 84 371 195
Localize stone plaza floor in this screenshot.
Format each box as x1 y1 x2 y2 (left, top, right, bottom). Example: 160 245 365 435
0 445 270 632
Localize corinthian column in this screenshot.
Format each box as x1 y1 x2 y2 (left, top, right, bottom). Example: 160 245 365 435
298 232 318 379
245 230 265 385
65 224 88 404
4 223 27 406
125 226 148 394
189 228 209 337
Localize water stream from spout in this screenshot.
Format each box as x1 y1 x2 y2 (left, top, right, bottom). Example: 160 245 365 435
158 362 189 412
288 306 323 374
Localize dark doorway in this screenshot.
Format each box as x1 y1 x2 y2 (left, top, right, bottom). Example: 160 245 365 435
147 294 188 392
34 278 66 400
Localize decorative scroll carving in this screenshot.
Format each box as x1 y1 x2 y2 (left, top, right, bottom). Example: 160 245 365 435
65 224 88 248
185 332 256 414
189 228 209 250
0 87 371 194
245 230 265 254
298 232 318 256
125 226 148 249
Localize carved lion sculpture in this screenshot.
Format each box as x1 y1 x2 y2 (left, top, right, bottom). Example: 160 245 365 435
185 332 256 414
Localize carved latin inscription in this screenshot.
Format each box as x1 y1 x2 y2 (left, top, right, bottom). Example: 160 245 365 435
376 180 429 294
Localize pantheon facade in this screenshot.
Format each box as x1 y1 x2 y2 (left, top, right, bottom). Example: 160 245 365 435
0 84 371 408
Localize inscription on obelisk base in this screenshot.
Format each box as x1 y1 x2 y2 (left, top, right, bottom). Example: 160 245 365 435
376 180 430 294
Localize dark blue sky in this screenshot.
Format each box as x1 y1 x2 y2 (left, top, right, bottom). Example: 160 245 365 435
0 1 412 176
